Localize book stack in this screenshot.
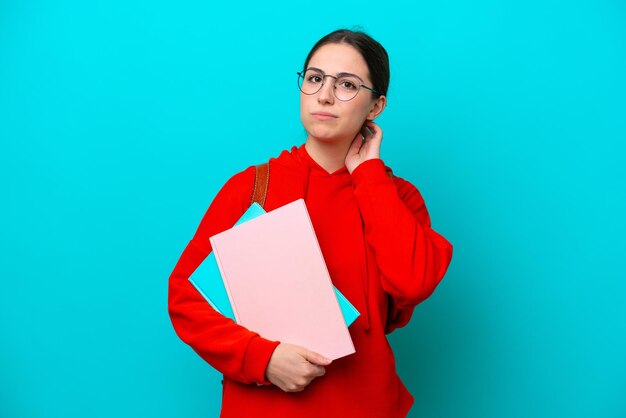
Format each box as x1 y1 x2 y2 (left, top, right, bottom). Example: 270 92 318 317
189 199 357 360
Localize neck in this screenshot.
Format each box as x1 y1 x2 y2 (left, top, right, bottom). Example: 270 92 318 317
304 136 352 174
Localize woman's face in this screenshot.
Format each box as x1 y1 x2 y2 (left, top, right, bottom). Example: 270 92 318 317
299 43 385 145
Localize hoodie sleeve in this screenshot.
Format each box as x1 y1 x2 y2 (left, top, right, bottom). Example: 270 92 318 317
350 158 453 333
167 166 280 384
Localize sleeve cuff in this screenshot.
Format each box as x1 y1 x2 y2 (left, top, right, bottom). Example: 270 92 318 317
242 336 281 385
350 158 393 187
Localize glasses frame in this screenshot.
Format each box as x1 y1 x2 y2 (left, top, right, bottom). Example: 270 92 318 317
297 68 382 101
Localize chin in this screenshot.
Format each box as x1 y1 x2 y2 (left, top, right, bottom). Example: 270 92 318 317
308 130 341 143
305 123 344 143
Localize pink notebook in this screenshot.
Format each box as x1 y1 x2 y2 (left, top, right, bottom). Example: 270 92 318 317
209 199 355 360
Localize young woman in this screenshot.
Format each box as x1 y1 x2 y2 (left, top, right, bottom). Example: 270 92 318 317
168 29 453 418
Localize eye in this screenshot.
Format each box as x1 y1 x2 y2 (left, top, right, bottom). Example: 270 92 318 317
306 73 323 84
338 78 358 90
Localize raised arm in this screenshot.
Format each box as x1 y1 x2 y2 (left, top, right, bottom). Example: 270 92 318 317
350 159 453 333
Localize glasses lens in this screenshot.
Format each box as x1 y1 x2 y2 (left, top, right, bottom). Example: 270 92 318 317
298 69 324 95
334 76 361 101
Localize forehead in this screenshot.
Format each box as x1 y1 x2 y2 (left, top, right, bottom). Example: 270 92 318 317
308 43 370 81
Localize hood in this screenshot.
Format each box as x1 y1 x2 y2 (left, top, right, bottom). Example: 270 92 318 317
270 143 355 202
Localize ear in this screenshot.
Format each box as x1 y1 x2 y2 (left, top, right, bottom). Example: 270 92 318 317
366 95 387 120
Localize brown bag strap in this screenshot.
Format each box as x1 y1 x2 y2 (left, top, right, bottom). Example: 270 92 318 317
251 161 394 208
251 162 270 207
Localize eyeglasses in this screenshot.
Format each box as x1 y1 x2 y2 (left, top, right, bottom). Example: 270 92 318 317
297 67 381 101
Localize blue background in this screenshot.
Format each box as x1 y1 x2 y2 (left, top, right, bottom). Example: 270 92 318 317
1 1 625 417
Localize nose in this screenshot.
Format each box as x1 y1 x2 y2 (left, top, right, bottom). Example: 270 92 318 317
317 76 335 105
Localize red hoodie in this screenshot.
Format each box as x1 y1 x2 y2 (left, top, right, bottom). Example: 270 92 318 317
168 143 453 417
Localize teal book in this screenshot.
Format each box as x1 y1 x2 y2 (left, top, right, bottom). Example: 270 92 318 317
189 202 360 327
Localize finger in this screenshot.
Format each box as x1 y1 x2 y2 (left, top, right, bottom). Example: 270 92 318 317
364 121 383 143
365 120 381 133
301 349 332 366
310 364 326 378
361 125 373 140
365 119 378 128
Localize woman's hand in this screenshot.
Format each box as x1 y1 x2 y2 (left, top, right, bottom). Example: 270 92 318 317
265 343 332 392
345 120 383 174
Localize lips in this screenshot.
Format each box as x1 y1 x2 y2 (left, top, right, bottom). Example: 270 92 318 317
311 112 338 120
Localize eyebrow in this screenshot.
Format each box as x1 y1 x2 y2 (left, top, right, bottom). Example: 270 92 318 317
307 67 365 83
